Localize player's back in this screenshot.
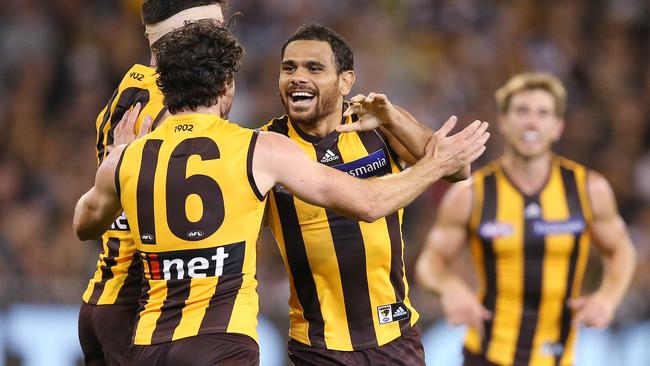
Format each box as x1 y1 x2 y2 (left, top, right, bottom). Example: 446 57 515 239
83 64 166 305
117 113 266 345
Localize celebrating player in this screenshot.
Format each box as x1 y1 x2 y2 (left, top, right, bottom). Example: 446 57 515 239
416 72 636 366
79 1 226 365
262 23 483 365
74 20 489 365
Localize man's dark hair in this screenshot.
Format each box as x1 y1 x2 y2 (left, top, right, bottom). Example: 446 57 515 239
141 0 226 25
281 23 353 74
155 19 243 114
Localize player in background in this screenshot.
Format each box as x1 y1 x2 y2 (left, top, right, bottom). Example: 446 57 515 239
79 1 226 365
73 20 490 365
262 23 481 365
416 72 636 366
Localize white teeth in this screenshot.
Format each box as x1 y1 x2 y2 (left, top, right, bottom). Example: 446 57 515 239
523 131 540 142
291 92 314 98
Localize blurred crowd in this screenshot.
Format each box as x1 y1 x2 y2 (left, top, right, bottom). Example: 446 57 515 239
0 0 648 327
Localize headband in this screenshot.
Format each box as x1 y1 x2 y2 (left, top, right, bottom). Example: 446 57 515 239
145 4 224 46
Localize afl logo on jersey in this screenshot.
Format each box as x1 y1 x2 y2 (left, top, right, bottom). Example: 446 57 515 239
187 230 205 239
479 221 514 238
141 233 154 241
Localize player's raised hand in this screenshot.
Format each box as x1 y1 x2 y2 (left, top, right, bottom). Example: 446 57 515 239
426 117 490 177
336 92 398 133
568 293 615 328
440 279 492 337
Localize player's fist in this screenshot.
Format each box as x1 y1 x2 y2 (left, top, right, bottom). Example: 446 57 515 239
440 279 492 337
568 293 616 328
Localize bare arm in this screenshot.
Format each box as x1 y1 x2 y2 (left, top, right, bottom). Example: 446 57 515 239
415 180 491 334
253 119 489 222
569 171 636 327
73 145 125 240
337 93 471 180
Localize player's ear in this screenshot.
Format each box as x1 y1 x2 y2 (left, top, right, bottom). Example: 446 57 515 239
339 70 355 96
497 112 508 135
552 117 565 142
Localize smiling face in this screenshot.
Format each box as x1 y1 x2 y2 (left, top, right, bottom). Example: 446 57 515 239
499 88 565 159
279 40 353 127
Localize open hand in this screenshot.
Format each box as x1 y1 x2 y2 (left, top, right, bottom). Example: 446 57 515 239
423 116 489 177
108 103 153 153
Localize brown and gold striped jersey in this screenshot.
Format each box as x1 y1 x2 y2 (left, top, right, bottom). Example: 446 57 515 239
117 114 266 345
261 113 419 351
83 64 167 305
465 156 592 366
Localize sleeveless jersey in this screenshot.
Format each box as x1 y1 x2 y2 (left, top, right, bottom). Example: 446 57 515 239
83 64 167 305
261 113 419 351
465 156 592 366
117 114 266 345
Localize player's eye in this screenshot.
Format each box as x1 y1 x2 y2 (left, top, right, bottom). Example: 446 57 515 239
309 66 323 72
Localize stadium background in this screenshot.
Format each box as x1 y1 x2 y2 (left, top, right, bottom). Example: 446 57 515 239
0 0 649 365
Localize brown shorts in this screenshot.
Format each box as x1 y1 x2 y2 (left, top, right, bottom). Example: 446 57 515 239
78 301 139 366
463 347 500 366
131 333 259 366
288 325 425 366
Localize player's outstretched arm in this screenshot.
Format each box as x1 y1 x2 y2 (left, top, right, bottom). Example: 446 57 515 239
415 181 491 335
569 171 636 328
253 120 489 222
73 145 125 241
337 93 474 180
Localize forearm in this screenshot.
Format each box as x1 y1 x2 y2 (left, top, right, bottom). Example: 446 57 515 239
361 164 442 221
597 242 636 307
416 250 467 295
312 163 442 222
381 107 433 159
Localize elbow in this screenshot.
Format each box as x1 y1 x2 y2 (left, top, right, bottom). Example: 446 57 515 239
75 226 99 242
73 220 101 241
354 201 386 223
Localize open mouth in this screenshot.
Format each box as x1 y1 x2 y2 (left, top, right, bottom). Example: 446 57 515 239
523 131 540 142
289 91 315 105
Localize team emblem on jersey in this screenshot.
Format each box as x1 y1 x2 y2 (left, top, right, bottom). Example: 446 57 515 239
479 221 514 239
333 149 390 179
533 217 585 236
377 302 410 324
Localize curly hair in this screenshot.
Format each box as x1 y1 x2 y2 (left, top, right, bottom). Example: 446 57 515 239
155 20 243 114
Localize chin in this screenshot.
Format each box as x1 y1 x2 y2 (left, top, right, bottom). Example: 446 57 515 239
289 110 318 126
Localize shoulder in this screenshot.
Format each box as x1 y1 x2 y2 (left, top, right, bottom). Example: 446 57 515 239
585 169 618 219
587 170 615 202
438 179 474 224
261 115 290 135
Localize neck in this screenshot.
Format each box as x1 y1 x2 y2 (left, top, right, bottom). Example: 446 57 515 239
173 104 223 118
501 148 553 195
294 100 344 138
149 53 157 67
